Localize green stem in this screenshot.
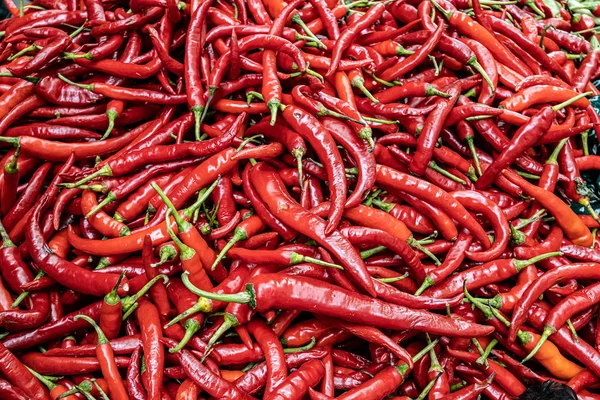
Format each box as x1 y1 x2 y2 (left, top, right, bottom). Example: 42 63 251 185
207 313 238 351
184 178 221 220
152 244 178 267
92 379 110 400
351 75 379 103
58 73 93 91
291 14 326 50
408 237 441 265
464 137 482 176
429 161 467 184
377 273 409 283
291 252 344 269
101 109 118 140
513 251 562 272
360 245 387 259
552 92 593 111
236 134 263 152
476 338 497 366
121 274 168 317
85 192 116 218
182 272 254 306
8 44 37 61
284 337 317 353
73 315 109 344
164 296 212 328
414 276 435 296
169 319 201 353
151 182 192 234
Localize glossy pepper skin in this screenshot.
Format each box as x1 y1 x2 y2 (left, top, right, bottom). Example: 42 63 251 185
249 162 375 296
184 273 494 337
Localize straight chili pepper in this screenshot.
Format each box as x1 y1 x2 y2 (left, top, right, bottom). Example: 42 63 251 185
74 315 128 400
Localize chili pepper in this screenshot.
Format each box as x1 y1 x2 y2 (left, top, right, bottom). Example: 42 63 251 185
501 85 591 112
376 164 490 248
248 162 374 295
520 139 567 238
0 379 29 400
57 74 186 104
0 122 143 162
246 319 287 395
233 350 327 395
135 299 163 400
183 272 493 337
502 169 593 247
432 0 532 76
282 320 328 347
0 94 46 137
264 359 324 400
114 172 174 223
20 351 130 375
374 82 450 104
0 342 50 400
162 337 255 399
164 278 207 353
183 0 212 140
380 23 444 82
2 162 50 232
81 191 129 237
0 146 20 218
425 251 559 298
410 86 460 176
326 3 385 76
477 106 555 190
525 281 600 361
279 105 346 235
74 315 128 400
125 345 146 400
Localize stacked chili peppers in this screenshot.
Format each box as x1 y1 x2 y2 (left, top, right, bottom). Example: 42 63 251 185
2 0 600 397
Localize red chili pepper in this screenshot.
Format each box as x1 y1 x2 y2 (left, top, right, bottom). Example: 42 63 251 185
433 0 532 76
184 272 493 337
248 162 374 295
376 164 490 248
410 86 460 176
136 299 164 400
280 105 347 235
74 315 128 400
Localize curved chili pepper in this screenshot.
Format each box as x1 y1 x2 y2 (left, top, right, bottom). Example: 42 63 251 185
3 162 51 232
410 86 460 176
451 191 509 262
326 4 385 76
135 299 163 400
81 191 129 237
0 147 20 218
246 319 287 396
248 162 374 295
509 262 600 344
0 343 49 400
376 164 490 248
425 251 558 298
502 169 593 246
380 23 444 82
501 85 591 112
432 0 531 77
162 337 255 399
280 105 346 235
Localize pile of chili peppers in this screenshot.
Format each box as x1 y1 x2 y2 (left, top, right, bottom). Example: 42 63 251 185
2 0 600 397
